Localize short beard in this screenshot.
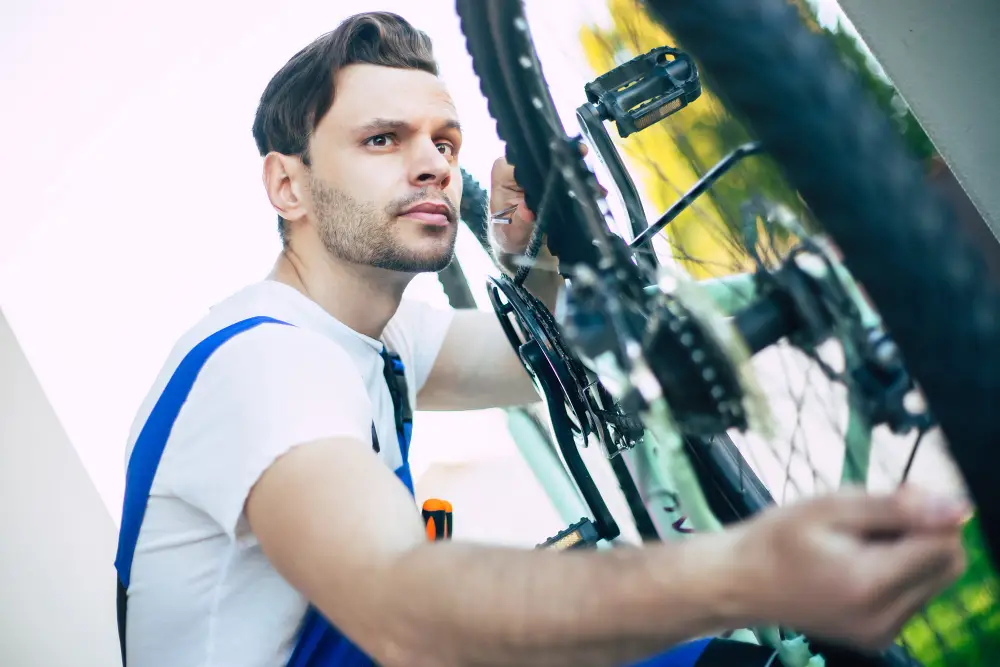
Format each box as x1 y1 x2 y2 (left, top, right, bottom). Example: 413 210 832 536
310 175 457 273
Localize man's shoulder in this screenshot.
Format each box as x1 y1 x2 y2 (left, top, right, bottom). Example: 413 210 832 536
125 285 360 450
178 310 353 385
180 280 357 358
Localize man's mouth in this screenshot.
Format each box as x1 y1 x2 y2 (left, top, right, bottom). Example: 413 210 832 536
400 201 454 227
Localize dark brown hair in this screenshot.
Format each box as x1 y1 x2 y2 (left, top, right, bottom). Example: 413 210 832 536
252 12 438 241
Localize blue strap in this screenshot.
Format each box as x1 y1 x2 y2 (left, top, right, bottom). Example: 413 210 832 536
285 615 375 667
382 348 412 463
629 638 712 667
115 316 291 588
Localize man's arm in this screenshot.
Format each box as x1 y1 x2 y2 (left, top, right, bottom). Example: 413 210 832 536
415 307 541 411
247 437 967 667
247 435 734 667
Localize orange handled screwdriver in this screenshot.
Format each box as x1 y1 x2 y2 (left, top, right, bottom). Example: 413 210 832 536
422 499 453 541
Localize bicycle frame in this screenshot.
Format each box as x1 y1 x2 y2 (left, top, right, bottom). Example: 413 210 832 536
577 87 886 506
523 267 881 541
512 117 890 661
506 94 889 547
512 264 883 665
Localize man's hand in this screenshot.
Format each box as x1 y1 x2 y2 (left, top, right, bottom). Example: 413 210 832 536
724 487 969 651
489 154 538 259
488 145 607 263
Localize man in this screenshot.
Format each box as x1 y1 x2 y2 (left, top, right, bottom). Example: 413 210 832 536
117 11 968 667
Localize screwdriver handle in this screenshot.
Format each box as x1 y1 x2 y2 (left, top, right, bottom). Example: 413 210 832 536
422 499 453 541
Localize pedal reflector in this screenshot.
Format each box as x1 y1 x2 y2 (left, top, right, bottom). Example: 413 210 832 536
537 518 601 550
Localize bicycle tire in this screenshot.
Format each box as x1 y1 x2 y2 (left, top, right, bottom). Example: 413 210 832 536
642 0 1000 560
459 167 491 252
457 0 606 270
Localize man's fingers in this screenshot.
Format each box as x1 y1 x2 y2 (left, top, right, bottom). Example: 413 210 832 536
820 487 970 535
859 538 966 648
872 532 965 598
492 143 605 222
831 533 965 650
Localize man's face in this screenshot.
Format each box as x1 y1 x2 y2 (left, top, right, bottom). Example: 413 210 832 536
304 63 463 273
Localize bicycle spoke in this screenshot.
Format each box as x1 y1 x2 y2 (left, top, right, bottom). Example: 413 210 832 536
900 429 929 485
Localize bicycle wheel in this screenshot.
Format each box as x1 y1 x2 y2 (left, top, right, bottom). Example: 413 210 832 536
457 1 1000 665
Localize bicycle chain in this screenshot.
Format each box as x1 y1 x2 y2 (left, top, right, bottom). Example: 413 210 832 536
641 283 752 435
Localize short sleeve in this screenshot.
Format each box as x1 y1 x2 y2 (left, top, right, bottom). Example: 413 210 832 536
156 324 373 535
383 299 455 395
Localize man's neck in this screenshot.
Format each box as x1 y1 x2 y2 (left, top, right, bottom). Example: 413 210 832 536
268 247 412 340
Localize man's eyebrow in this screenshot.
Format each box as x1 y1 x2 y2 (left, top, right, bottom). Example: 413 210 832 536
356 118 408 135
355 117 462 135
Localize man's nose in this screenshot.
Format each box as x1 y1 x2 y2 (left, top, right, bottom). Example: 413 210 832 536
409 138 451 188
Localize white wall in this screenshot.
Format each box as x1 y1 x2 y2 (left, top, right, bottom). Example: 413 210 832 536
0 310 121 666
838 0 1000 239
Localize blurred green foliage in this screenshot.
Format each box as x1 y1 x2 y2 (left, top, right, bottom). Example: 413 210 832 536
899 516 1000 665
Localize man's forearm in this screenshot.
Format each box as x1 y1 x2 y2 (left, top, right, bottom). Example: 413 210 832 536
521 260 561 312
369 534 746 667
494 241 562 312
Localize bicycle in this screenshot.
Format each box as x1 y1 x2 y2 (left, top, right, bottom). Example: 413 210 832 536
450 1 1000 666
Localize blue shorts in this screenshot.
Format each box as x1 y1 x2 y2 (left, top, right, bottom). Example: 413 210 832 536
630 637 776 667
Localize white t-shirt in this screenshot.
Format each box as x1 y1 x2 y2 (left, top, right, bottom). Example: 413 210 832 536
123 280 454 667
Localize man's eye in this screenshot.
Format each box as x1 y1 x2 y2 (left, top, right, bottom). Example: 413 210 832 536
437 143 455 157
365 134 396 148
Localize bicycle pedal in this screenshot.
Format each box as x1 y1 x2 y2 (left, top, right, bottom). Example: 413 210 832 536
537 518 602 550
584 46 701 138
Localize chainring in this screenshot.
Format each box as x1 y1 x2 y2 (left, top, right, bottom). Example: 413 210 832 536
487 275 641 453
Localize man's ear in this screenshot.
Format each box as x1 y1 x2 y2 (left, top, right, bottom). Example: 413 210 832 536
263 152 309 222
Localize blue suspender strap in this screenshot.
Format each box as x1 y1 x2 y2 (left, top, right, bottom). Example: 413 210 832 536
115 316 293 666
629 637 776 667
382 347 414 496
115 316 292 589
